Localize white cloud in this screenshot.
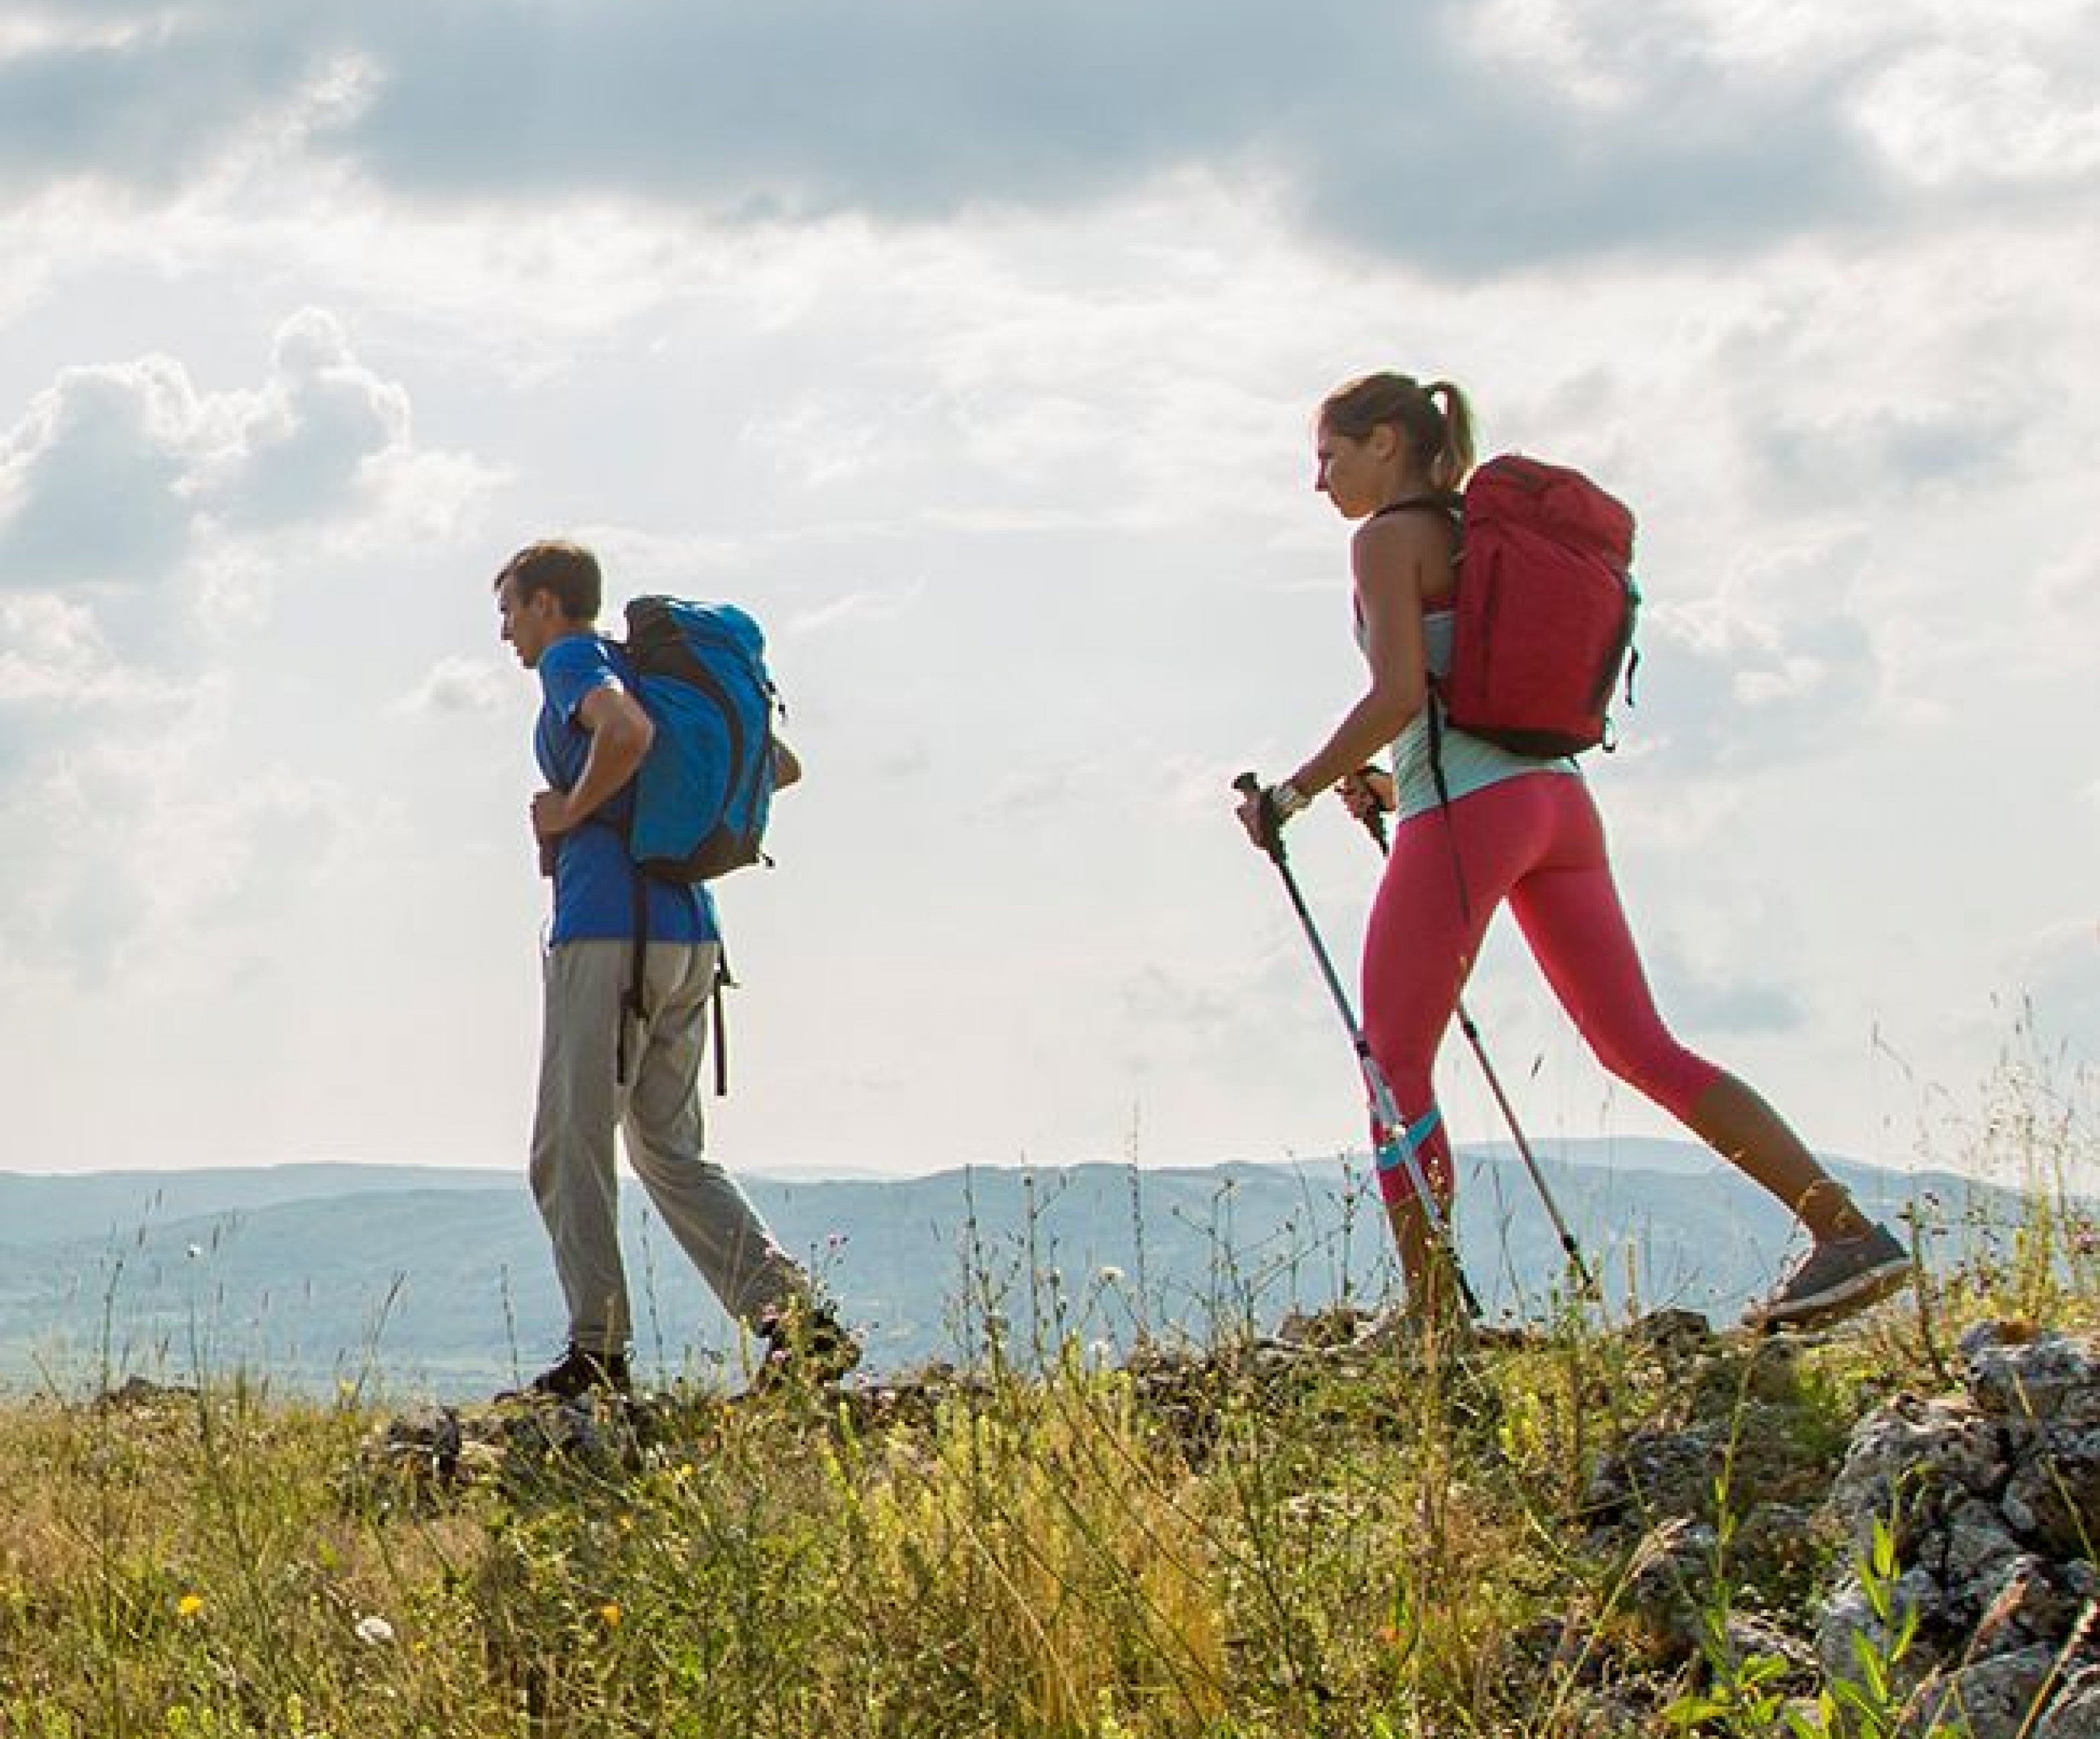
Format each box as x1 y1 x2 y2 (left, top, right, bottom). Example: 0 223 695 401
0 593 113 697
1855 45 2100 187
0 308 482 631
1633 579 1876 774
393 654 506 716
0 355 204 588
213 306 409 526
13 0 2089 278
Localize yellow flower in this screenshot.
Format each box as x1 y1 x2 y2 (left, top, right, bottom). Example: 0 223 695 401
599 1602 622 1629
176 1593 204 1620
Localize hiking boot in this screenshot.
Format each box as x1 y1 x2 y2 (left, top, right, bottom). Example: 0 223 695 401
510 1344 632 1401
1745 1224 1911 1332
750 1303 861 1392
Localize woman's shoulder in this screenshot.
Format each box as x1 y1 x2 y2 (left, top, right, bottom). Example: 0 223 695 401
1350 502 1458 597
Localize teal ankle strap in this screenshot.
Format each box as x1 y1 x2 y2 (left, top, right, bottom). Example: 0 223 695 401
1374 1106 1443 1170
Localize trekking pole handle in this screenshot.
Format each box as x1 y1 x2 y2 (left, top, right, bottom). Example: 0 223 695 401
1232 771 1286 864
1349 766 1392 855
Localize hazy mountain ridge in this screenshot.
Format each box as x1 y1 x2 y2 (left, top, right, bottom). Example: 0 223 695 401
0 1144 2018 1398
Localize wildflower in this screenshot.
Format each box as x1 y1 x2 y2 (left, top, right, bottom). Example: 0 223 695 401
354 1614 396 1646
176 1593 203 1620
599 1602 623 1629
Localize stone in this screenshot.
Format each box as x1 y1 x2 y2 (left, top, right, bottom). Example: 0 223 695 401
95 1374 199 1408
1907 1644 2057 1739
1962 1318 2046 1357
2002 1422 2100 1558
1721 1401 1849 1508
1941 1497 2031 1599
2034 1663 2100 1739
1626 1307 1713 1357
380 1403 464 1483
1584 1427 1721 1530
1274 1304 1366 1348
1814 1566 1947 1692
1826 1395 2008 1555
1620 1518 1719 1661
1968 1556 2084 1658
1968 1326 2100 1425
1717 1608 1816 1683
1685 1338 1806 1415
1734 1501 1824 1589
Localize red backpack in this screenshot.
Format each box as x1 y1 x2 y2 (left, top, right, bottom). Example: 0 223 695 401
1386 453 1641 759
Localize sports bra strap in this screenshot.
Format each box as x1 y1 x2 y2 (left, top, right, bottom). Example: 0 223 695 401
1372 492 1461 524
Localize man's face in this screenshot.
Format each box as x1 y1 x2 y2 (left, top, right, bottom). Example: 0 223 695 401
496 575 564 670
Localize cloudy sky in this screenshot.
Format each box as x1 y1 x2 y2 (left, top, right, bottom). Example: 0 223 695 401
2 0 2094 1190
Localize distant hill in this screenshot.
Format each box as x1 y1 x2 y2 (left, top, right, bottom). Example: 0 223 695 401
0 1163 512 1247
0 1144 2020 1399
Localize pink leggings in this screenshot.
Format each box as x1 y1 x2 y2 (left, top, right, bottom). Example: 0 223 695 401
1362 772 1722 1207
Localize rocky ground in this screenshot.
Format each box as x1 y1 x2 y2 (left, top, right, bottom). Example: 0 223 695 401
364 1309 2100 1738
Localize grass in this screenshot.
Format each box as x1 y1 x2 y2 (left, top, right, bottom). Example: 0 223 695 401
0 1053 2092 1736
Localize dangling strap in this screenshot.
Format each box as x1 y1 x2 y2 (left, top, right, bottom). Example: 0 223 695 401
711 944 736 1098
1425 696 1476 928
619 874 651 1087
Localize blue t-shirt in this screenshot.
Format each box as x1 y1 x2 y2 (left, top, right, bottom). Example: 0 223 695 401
534 634 718 946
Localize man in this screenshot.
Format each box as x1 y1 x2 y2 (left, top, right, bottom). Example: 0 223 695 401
494 538 852 1397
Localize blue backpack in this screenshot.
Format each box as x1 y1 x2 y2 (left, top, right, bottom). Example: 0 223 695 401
612 597 778 1092
620 596 778 883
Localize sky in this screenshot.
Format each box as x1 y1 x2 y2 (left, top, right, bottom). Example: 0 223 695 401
1 0 2095 1188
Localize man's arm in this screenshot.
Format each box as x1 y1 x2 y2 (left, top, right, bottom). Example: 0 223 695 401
532 686 654 841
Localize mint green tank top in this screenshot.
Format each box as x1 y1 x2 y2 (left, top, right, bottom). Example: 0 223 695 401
1386 608 1577 820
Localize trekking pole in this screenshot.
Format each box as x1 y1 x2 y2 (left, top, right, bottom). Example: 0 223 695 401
1234 773 1481 1322
1348 771 1598 1298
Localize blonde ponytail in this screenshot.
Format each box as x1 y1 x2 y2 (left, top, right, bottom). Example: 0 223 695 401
1421 381 1476 490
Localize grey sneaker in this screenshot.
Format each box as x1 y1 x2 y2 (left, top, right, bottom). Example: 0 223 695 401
1746 1223 1911 1331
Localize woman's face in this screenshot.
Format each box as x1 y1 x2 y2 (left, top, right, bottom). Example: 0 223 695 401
1314 423 1394 519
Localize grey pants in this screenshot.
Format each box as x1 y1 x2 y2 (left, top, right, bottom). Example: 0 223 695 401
530 938 805 1354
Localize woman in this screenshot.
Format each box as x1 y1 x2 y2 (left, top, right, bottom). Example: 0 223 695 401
1237 371 1909 1330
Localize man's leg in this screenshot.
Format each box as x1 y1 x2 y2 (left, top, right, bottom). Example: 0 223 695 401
530 940 634 1355
621 941 808 1328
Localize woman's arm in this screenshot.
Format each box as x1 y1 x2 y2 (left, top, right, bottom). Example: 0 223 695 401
1279 512 1444 799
